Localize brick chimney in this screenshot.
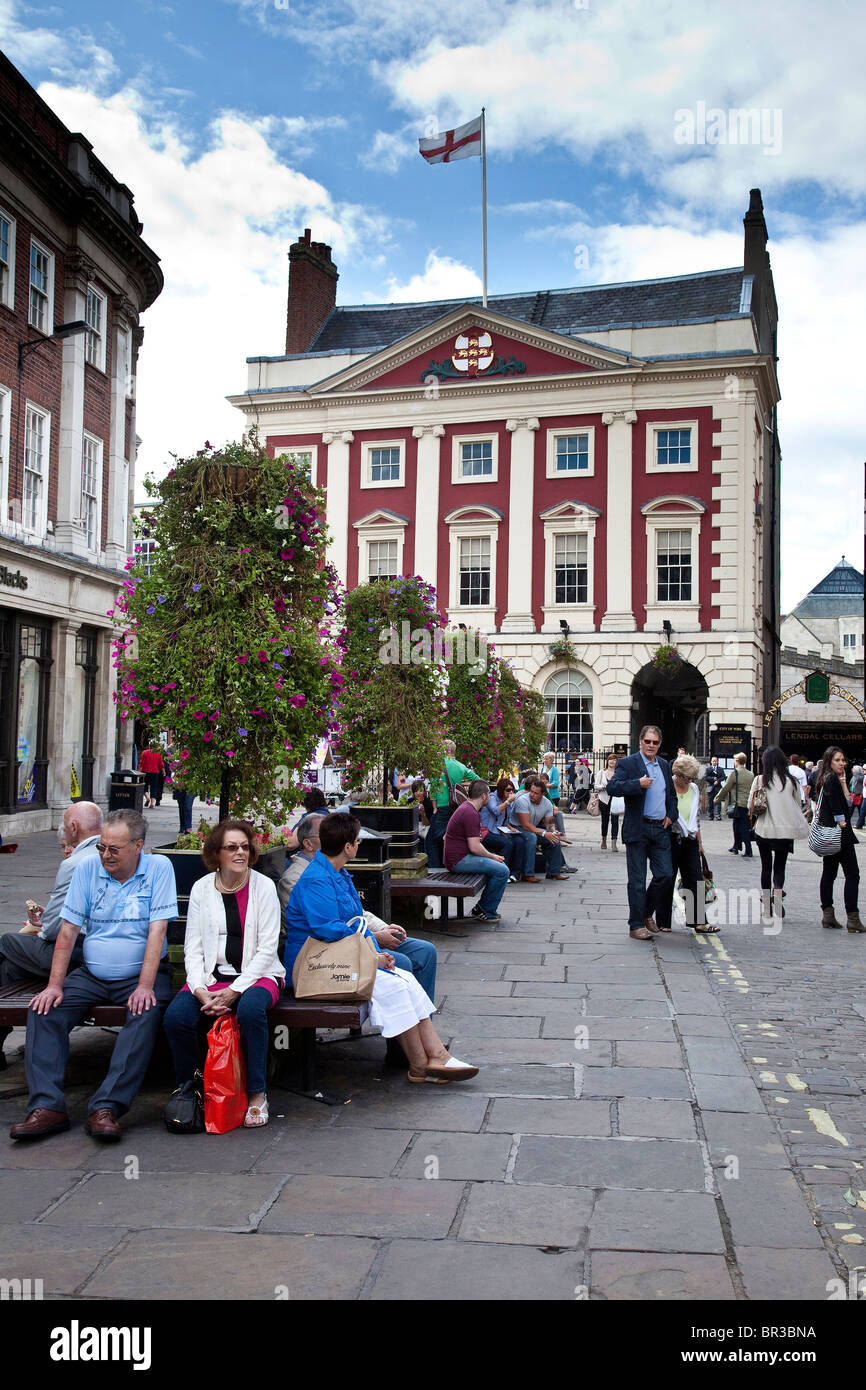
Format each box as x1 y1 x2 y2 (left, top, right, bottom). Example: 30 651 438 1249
285 228 339 354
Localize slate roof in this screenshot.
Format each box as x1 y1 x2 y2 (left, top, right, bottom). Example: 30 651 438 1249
792 559 864 619
308 267 748 355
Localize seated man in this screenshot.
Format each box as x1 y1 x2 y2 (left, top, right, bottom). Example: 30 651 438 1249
511 777 569 883
0 801 102 986
281 812 438 1067
443 780 510 923
9 809 178 1144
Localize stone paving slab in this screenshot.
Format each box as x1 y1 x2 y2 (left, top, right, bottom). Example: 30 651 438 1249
485 1098 612 1136
457 1181 592 1247
260 1174 463 1237
331 1092 489 1131
718 1169 826 1249
368 1237 585 1300
700 1111 789 1168
40 1172 281 1231
589 1189 726 1253
590 1250 736 1300
581 1066 691 1100
250 1126 413 1177
614 1042 683 1069
81 1229 379 1300
468 1064 578 1097
0 1169 82 1221
437 1014 543 1039
617 1100 699 1141
513 1135 706 1191
690 1074 766 1113
0 1222 127 1294
447 1038 611 1066
398 1131 513 1181
736 1246 841 1301
541 1015 677 1042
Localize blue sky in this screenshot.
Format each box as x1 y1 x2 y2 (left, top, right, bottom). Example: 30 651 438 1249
2 0 864 609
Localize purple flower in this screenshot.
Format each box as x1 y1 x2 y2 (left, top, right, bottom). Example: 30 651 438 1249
157 595 167 603
192 584 201 592
146 605 155 615
238 728 248 737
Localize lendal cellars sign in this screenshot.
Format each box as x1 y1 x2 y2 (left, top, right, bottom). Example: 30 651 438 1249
0 565 28 590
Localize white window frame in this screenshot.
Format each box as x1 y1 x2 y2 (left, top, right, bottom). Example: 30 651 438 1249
22 401 51 538
85 283 107 371
641 495 705 631
353 510 408 584
444 505 501 628
540 502 599 630
545 426 595 479
81 432 103 553
645 420 699 475
0 206 16 310
28 237 54 335
272 444 318 488
366 537 401 581
451 433 499 485
0 384 11 529
361 439 405 490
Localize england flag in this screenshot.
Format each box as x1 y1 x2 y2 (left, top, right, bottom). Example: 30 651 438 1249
419 115 482 164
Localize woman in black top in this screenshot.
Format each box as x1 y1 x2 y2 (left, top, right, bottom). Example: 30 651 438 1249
411 779 435 830
815 746 864 931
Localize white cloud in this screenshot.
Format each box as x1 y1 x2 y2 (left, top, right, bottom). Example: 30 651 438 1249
383 251 482 303
0 0 118 88
35 81 392 491
360 128 417 173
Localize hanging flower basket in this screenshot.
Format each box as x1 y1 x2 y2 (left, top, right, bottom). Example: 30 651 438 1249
652 644 682 676
549 637 578 665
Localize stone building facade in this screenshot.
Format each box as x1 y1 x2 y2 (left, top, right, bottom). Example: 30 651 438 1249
0 54 162 833
778 559 865 762
229 193 782 763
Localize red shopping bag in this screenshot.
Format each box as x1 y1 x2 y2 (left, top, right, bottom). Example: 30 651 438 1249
203 1015 247 1134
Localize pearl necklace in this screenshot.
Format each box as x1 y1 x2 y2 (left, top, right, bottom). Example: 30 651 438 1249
216 867 250 894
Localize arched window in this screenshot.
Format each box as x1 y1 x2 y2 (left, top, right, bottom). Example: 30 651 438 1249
544 671 593 753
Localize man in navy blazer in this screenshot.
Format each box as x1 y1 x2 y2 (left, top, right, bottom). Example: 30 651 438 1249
607 725 678 940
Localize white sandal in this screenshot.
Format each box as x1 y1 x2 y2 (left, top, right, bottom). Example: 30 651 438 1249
243 1098 269 1127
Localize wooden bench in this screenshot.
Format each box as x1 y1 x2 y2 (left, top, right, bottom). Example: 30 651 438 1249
0 981 365 1106
390 870 487 927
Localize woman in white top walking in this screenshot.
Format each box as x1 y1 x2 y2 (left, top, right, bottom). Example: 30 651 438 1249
747 746 808 923
594 753 623 851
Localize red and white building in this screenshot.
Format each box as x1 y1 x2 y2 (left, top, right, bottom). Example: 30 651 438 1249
230 193 782 759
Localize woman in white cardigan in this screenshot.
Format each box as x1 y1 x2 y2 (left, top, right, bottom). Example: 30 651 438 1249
163 820 285 1127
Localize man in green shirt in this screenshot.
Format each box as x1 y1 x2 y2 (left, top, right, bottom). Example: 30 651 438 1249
426 740 478 869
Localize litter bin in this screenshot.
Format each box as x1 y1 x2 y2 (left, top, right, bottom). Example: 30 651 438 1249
108 770 146 812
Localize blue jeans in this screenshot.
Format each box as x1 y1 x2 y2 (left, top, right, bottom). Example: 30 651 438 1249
163 984 277 1096
425 806 452 869
391 937 436 999
173 790 195 833
517 830 564 877
625 822 674 931
451 853 510 916
25 962 173 1118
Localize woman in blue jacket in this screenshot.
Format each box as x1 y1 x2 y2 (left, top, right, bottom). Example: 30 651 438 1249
287 812 479 1083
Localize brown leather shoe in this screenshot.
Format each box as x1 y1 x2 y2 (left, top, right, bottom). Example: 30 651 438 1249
10 1108 70 1141
522 875 542 883
85 1107 122 1142
629 927 653 940
644 917 660 934
546 873 569 881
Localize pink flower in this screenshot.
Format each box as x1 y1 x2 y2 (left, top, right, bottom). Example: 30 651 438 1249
203 732 213 742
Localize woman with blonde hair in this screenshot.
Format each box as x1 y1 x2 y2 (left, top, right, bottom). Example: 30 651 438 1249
652 754 712 932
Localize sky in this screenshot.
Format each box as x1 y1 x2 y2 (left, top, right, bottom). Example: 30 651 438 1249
1 0 863 612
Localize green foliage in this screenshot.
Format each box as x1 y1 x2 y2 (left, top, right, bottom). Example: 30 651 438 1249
548 636 578 664
652 643 681 675
518 685 547 766
113 434 340 819
332 576 446 790
445 628 504 780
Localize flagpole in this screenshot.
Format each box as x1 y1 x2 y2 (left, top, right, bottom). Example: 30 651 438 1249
481 107 488 307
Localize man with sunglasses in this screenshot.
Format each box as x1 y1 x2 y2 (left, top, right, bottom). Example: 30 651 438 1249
10 809 178 1143
607 725 678 941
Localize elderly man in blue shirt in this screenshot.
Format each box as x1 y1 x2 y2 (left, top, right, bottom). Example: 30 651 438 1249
607 725 678 941
10 809 178 1143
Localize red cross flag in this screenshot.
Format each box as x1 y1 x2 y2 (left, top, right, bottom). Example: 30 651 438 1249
419 115 482 164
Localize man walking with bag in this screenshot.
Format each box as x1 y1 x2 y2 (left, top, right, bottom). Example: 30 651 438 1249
607 726 678 941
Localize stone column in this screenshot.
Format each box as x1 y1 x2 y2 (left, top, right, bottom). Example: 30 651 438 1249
600 410 637 631
54 250 93 556
322 430 353 585
500 417 539 632
412 424 444 586
46 617 78 812
104 294 138 570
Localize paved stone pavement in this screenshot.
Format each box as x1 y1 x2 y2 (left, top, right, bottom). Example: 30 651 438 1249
1 807 864 1301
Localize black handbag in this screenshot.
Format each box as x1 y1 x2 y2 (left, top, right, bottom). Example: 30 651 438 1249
164 1070 205 1134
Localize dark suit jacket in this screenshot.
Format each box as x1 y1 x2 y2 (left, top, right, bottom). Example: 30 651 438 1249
607 752 678 844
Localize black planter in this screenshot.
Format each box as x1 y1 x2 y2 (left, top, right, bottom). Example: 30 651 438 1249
354 827 393 865
353 805 420 861
153 844 287 944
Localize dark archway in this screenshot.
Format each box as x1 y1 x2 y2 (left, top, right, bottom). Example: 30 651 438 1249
631 661 709 761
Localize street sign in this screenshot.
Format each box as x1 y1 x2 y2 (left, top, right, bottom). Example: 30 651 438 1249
804 671 830 704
